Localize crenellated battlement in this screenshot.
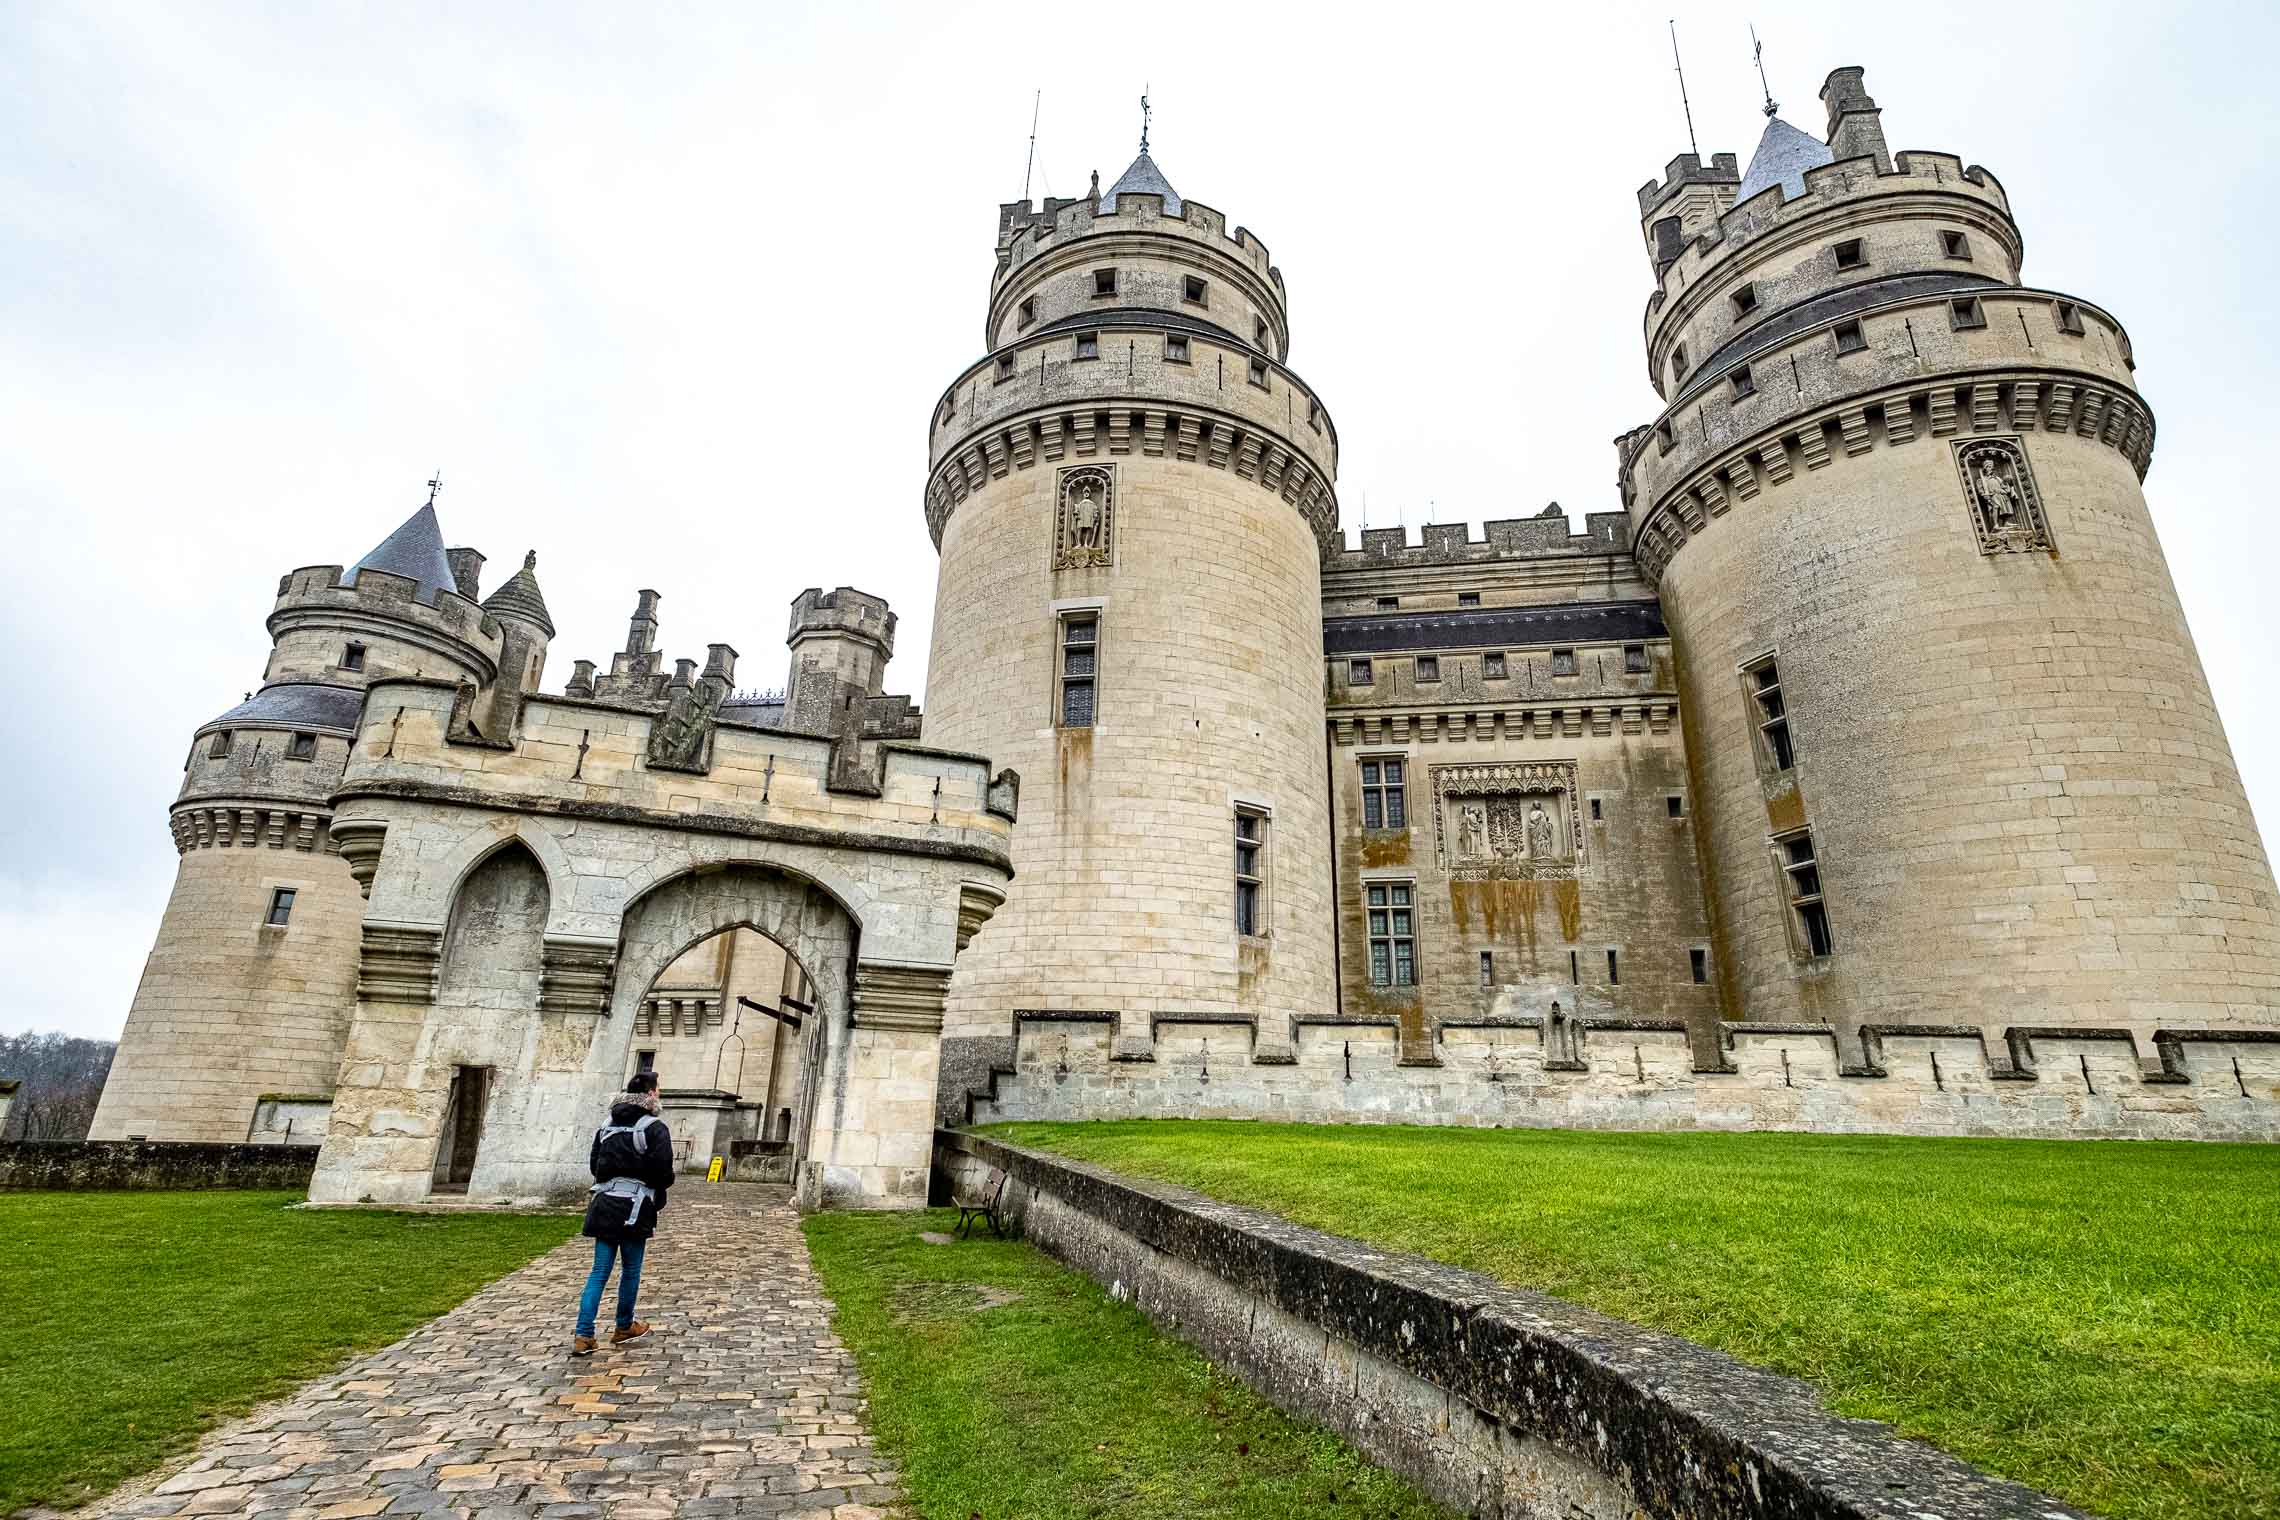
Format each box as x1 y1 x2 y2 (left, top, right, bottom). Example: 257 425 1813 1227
1326 511 1631 572
1635 151 1741 217
994 189 1281 295
268 562 504 682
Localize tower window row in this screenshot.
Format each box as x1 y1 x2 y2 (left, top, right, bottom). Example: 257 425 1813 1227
1361 883 1709 994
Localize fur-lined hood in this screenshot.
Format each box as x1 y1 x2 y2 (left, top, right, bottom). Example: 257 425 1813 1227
609 1088 662 1117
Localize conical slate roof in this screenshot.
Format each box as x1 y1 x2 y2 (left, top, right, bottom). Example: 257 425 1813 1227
345 503 458 603
1100 150 1181 215
1734 115 1835 205
482 550 555 636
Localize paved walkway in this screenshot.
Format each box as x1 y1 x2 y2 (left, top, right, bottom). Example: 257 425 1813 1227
99 1186 901 1520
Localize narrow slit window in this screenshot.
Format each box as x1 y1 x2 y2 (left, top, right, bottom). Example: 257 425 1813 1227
1589 797 1603 821
1670 342 1688 386
1690 947 1709 984
1058 614 1098 728
1254 316 1269 347
1745 657 1795 771
1606 948 1621 984
1656 419 1675 453
1234 807 1267 936
265 887 296 927
1479 951 1494 988
1366 882 1416 987
1833 318 1866 354
1360 758 1406 831
1779 830 1835 957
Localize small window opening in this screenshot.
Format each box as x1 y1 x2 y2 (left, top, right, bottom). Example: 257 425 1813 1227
1058 614 1098 727
1483 651 1507 679
1569 949 1579 983
2053 300 2085 336
1248 357 1269 389
1780 831 1835 957
288 732 316 761
1606 948 1621 984
1092 268 1117 297
1479 951 1495 989
208 731 233 759
1730 364 1757 399
265 888 296 927
995 352 1016 381
1457 591 1481 607
1950 296 1986 331
1732 283 1759 317
1254 316 1269 348
1589 797 1603 821
1666 794 1684 818
1350 658 1374 686
1075 332 1100 360
340 642 367 672
1415 656 1440 682
1670 342 1689 386
1376 596 1398 609
1941 229 1971 260
1624 643 1649 673
1747 657 1795 771
1182 274 1207 304
1234 808 1267 937
1165 333 1191 363
1360 758 1406 830
1833 318 1866 354
636 1049 656 1074
1018 296 1037 328
1551 648 1578 676
1656 419 1675 453
1833 238 1865 270
1365 882 1416 987
1689 947 1709 984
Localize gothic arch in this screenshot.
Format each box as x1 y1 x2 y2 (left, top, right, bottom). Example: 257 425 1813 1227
613 838 871 932
432 815 577 930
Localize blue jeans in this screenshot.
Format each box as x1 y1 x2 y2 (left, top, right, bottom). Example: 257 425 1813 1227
575 1237 646 1338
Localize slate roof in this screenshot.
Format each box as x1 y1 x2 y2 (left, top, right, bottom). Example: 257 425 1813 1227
1028 305 1246 347
206 683 365 732
345 504 458 603
1734 115 1835 205
1100 150 1181 215
718 698 786 731
1679 270 2002 404
1323 601 1668 656
482 551 555 636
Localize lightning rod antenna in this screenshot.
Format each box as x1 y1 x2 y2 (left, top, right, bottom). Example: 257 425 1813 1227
1751 23 1778 118
1140 85 1151 154
1021 90 1040 202
1669 20 1700 158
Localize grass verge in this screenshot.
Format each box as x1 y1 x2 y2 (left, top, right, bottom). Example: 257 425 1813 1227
0 1190 575 1512
803 1207 1454 1519
988 1120 2280 1520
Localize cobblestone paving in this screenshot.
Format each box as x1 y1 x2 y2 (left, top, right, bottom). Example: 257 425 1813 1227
96 1186 901 1520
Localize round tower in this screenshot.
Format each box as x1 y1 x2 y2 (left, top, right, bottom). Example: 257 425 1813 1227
93 502 512 1142
1620 68 2279 1043
921 145 1341 1058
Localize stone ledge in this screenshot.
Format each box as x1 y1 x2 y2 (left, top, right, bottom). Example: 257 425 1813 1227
0 1141 319 1192
938 1129 2096 1520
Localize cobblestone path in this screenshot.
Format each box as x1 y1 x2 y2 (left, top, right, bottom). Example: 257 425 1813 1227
99 1186 902 1520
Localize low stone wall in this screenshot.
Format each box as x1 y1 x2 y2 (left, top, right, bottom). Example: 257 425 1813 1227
954 1017 2280 1141
0 1140 320 1192
936 1129 2095 1520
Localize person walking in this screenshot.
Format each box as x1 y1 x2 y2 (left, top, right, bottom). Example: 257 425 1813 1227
573 1071 675 1356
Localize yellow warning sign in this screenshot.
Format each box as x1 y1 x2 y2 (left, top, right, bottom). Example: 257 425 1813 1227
705 1155 725 1182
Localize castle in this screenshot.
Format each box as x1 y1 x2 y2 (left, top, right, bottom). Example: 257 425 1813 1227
91 66 2280 1204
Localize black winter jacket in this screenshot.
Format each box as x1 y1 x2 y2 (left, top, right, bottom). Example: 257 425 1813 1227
581 1101 676 1243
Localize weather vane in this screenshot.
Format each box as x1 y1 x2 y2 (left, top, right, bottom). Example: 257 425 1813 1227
425 469 443 507
1752 24 1777 118
1140 86 1151 154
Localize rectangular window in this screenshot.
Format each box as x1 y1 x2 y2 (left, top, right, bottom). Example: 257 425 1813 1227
1569 949 1579 983
1833 318 1866 354
1941 229 1971 259
1165 333 1190 363
1248 356 1270 389
1690 947 1709 984
995 352 1016 382
1093 268 1117 297
1745 656 1795 771
1349 658 1373 686
1415 656 1440 682
1234 808 1267 937
1479 951 1494 988
1018 296 1037 328
1483 651 1507 679
208 731 232 759
1458 591 1480 607
2053 300 2085 336
288 732 316 761
1366 882 1416 987
1589 797 1603 821
1606 948 1620 984
1950 296 1986 331
1624 643 1648 673
1656 418 1675 453
1730 364 1756 399
1182 274 1207 304
265 887 296 927
1834 237 1866 270
1667 794 1685 818
341 642 366 672
1670 342 1688 387
1075 332 1100 360
1255 316 1270 347
1778 830 1835 957
1376 596 1398 609
1360 758 1406 831
1732 283 1759 317
636 1049 656 1074
1058 614 1098 727
1551 648 1578 676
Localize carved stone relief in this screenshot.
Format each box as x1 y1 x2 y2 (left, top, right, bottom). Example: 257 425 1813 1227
646 681 723 773
1431 761 1584 880
1053 465 1115 570
1953 436 2054 555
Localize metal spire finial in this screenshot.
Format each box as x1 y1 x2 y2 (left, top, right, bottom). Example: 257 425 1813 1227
1669 21 1700 158
1751 24 1778 118
1021 89 1040 202
1139 86 1151 154
425 470 443 508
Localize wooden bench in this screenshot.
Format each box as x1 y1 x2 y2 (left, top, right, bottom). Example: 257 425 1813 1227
953 1166 1007 1239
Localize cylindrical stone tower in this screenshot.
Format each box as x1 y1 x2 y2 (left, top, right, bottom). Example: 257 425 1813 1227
922 147 1341 1059
93 504 514 1141
1620 68 2279 1044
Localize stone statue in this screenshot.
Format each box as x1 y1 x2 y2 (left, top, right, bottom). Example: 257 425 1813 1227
1056 469 1113 568
1526 801 1557 860
1972 453 2022 530
1070 481 1103 548
1459 803 1489 858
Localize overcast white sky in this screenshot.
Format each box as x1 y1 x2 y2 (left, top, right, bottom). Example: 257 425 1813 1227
4 2 2274 1040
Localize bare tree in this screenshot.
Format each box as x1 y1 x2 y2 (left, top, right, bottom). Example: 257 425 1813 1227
0 1031 117 1142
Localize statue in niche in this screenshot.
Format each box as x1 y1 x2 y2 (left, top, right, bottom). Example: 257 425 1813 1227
1526 801 1557 861
1054 466 1115 570
1459 803 1490 859
1954 437 2053 555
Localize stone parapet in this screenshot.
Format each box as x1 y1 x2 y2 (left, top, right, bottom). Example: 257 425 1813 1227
0 1140 320 1191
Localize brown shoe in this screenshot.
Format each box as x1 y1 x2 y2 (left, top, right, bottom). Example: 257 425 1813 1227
571 1335 596 1357
610 1320 651 1344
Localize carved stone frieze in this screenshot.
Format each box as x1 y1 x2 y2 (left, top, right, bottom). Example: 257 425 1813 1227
645 681 723 773
539 935 619 1017
1053 465 1115 570
357 924 442 1004
1430 761 1584 880
1953 436 2055 555
850 962 953 1032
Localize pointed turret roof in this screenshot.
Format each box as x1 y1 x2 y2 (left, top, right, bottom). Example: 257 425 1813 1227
1100 150 1182 215
345 503 458 603
1735 114 1835 205
482 550 555 636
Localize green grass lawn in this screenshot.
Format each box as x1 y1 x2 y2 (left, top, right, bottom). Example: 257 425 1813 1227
804 1208 1453 1519
0 1190 575 1512
987 1121 2280 1520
